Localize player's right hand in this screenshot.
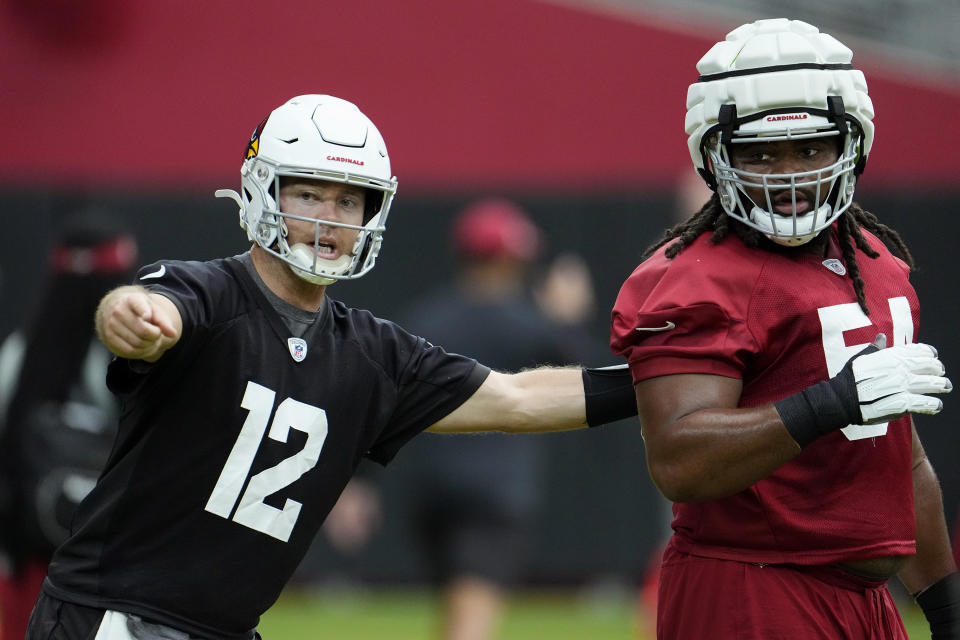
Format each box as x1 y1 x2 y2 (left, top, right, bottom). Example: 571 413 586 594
97 287 181 361
846 334 952 424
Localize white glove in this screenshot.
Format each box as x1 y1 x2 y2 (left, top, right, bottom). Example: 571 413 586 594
777 333 951 447
851 335 952 424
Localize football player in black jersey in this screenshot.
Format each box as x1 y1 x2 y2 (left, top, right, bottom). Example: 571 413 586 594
25 95 639 640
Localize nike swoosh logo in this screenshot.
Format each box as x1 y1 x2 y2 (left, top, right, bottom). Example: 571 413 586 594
635 321 675 332
140 265 166 280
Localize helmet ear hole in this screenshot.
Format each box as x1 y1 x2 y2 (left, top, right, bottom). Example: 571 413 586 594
355 233 374 267
363 191 383 225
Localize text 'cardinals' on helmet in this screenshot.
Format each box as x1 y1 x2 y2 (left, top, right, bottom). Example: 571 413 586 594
216 95 398 284
685 19 874 246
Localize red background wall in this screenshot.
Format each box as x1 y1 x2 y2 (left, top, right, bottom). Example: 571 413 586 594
2 0 957 193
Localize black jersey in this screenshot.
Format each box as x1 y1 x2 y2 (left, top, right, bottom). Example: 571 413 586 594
43 256 489 639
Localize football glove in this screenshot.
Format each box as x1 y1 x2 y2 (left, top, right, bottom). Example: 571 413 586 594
775 334 951 447
849 335 951 423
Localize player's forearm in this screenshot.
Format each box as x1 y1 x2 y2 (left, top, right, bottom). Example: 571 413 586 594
649 340 951 503
429 365 637 434
429 368 587 434
898 455 957 594
900 450 960 638
499 367 589 432
645 404 801 502
498 364 638 432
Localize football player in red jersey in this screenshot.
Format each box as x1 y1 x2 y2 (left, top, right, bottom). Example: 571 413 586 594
611 18 957 640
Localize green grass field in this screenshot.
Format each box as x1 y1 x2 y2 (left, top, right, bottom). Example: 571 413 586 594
258 587 932 639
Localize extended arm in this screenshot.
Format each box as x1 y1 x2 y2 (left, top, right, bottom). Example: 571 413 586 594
95 285 182 362
428 368 586 434
427 365 635 434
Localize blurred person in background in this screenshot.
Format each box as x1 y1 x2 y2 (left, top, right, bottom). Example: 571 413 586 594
0 210 137 640
611 19 957 639
396 198 595 640
25 94 641 640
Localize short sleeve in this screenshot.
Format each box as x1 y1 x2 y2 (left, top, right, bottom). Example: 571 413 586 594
365 338 491 465
137 260 230 335
610 248 759 383
612 301 749 381
107 259 235 394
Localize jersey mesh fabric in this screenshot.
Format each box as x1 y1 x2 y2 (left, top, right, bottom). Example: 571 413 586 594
43 256 488 638
611 225 919 565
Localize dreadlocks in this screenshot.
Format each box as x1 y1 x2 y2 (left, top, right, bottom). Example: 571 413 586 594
641 193 915 316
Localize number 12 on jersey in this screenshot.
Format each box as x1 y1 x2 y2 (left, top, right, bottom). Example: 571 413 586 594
204 380 328 542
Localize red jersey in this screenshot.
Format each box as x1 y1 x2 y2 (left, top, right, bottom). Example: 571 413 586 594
611 225 919 565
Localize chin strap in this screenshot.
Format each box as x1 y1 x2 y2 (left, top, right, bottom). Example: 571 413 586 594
286 244 350 285
287 263 336 286
747 203 833 247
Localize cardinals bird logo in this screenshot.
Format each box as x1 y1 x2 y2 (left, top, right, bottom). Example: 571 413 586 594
245 116 268 160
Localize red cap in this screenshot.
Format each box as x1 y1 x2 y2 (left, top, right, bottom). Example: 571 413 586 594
50 235 139 275
451 198 541 261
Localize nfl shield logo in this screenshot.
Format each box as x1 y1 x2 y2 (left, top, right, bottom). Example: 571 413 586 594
287 337 308 362
821 258 846 276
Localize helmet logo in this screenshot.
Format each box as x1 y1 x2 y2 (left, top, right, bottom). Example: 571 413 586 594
766 114 808 122
327 155 365 166
245 116 268 160
245 138 259 159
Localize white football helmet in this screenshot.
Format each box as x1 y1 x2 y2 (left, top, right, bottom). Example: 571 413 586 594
685 19 874 246
216 95 398 284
